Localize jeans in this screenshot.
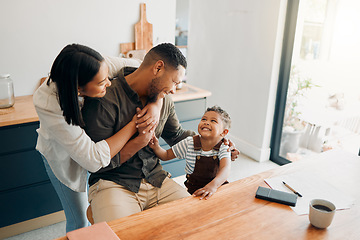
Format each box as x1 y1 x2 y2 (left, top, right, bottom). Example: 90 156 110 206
41 155 89 232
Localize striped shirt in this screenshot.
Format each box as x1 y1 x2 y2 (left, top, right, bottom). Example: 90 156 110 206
172 136 231 174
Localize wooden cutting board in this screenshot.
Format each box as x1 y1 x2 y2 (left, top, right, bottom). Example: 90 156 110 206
120 42 135 55
135 3 153 52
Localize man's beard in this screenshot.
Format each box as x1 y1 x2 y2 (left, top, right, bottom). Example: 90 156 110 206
147 77 161 103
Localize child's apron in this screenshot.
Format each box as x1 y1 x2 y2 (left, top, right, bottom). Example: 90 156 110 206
184 135 228 194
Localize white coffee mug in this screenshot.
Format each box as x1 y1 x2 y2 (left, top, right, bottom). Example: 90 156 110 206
309 199 336 228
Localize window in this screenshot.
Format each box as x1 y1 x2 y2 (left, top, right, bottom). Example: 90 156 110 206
271 0 360 165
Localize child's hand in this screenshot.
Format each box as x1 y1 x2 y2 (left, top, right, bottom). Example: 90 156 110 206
148 135 159 149
192 183 218 200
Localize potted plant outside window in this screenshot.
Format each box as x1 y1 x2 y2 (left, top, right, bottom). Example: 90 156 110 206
280 66 319 157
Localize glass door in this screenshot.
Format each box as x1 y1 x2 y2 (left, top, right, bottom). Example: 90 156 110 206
271 0 360 164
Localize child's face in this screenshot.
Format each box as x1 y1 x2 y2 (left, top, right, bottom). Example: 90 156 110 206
198 111 228 139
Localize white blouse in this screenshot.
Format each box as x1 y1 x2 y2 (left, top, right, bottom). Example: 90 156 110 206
33 56 141 192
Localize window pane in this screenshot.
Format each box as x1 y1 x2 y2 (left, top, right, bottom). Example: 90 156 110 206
279 0 360 161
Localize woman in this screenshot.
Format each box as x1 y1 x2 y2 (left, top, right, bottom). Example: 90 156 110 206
33 44 160 232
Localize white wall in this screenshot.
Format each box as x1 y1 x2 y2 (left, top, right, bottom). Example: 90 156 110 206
176 0 189 31
187 0 287 161
1 0 287 162
0 0 176 97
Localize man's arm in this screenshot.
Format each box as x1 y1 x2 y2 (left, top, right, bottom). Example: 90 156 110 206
161 97 195 146
118 97 189 163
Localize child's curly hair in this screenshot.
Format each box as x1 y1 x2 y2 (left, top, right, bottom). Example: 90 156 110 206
206 105 231 129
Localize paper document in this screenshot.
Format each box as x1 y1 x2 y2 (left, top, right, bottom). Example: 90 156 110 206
265 171 355 215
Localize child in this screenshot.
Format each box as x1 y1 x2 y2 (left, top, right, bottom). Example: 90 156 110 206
149 105 232 200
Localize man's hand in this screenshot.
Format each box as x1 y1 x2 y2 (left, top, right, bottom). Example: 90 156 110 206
223 138 240 161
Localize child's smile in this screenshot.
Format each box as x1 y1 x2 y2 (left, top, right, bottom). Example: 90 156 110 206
200 126 211 131
198 111 225 138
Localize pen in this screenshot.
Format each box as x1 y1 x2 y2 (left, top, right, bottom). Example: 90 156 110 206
282 181 302 197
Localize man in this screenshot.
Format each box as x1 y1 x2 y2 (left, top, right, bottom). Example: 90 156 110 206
82 43 238 223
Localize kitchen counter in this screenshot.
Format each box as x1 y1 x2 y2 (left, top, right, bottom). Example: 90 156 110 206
0 84 211 128
0 95 38 127
171 83 211 102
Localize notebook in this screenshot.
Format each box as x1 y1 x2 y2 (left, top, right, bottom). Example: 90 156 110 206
255 186 297 207
66 222 120 240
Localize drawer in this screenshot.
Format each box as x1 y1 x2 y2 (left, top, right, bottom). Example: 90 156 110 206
0 181 62 228
161 159 186 178
0 122 39 155
158 119 200 146
0 150 48 192
174 98 206 122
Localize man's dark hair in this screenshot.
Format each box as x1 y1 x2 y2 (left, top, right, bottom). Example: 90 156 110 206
48 43 104 127
143 43 187 69
206 105 231 129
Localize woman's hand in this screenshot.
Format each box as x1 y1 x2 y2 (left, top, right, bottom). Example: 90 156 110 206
136 100 163 130
134 108 157 134
135 107 157 147
223 138 240 161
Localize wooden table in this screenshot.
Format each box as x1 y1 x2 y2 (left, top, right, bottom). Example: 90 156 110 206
56 149 360 240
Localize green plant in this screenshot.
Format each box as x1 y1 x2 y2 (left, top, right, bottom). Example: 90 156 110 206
283 66 319 131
